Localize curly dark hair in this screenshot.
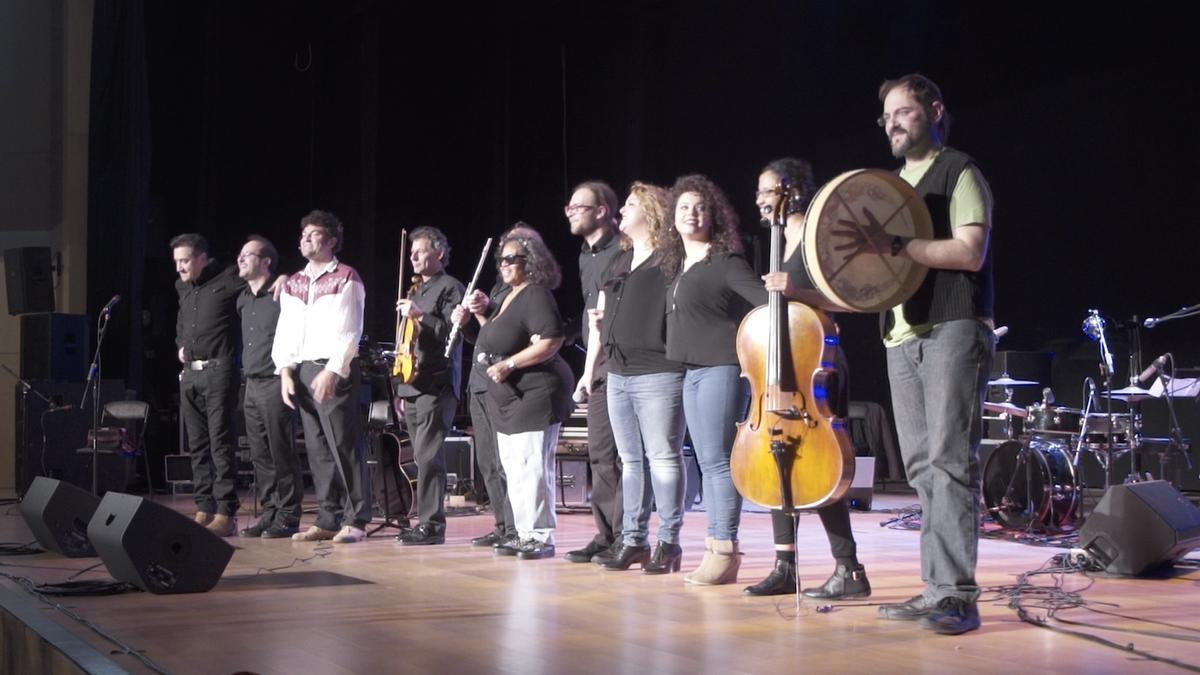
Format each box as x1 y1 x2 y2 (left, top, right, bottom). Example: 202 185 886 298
658 174 742 280
496 222 561 290
879 72 951 144
300 209 344 254
761 157 817 214
618 181 670 252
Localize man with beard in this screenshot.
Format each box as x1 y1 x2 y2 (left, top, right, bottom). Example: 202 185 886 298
838 73 994 635
563 180 624 564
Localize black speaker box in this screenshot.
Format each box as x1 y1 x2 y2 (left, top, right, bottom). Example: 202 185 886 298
5 246 55 315
87 492 234 594
21 312 88 381
19 477 100 557
1078 481 1200 576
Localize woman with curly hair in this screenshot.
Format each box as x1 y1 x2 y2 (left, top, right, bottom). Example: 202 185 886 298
466 225 574 560
579 182 688 574
661 174 767 585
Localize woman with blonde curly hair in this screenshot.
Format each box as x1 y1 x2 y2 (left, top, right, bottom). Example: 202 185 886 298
580 182 688 574
661 174 767 585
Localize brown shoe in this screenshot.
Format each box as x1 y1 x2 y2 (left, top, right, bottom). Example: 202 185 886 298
685 539 740 586
194 511 212 526
292 525 338 542
205 514 237 537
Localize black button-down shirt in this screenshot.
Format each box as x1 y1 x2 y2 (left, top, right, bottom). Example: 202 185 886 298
393 271 466 399
175 261 242 361
578 230 621 350
237 275 281 378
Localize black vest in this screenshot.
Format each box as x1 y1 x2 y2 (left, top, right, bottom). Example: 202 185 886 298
882 147 994 336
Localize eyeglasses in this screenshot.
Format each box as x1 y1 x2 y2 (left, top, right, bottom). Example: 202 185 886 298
498 254 528 266
877 106 919 128
564 203 597 216
237 252 264 261
755 187 782 199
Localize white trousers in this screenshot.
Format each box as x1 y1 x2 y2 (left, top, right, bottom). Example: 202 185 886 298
496 424 560 544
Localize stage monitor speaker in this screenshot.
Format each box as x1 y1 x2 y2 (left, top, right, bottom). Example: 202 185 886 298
19 477 100 557
87 492 234 594
4 246 55 315
1078 481 1200 576
20 312 88 381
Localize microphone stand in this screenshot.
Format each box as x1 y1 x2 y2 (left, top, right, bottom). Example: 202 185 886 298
1 363 61 497
81 309 114 495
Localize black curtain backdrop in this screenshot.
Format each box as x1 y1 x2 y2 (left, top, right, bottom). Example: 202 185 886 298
88 1 1200 440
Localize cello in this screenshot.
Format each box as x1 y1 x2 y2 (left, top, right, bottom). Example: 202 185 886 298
392 229 422 383
731 180 854 513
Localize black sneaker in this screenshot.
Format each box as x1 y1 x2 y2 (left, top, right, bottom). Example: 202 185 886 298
494 535 521 556
918 597 981 635
397 524 446 546
564 540 608 563
260 523 300 539
878 593 939 621
515 539 556 560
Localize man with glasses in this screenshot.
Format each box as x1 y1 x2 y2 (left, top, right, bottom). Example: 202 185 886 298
236 235 304 539
563 180 624 564
839 73 995 635
273 210 373 544
172 233 243 536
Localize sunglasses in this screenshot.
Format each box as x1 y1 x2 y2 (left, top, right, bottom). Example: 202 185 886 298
498 254 528 266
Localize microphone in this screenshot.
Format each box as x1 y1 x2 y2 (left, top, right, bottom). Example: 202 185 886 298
1138 353 1169 385
1042 387 1055 406
993 325 1009 339
100 294 121 316
1143 317 1159 328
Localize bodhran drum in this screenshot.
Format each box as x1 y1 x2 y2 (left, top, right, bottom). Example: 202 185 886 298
803 169 933 313
982 436 1079 531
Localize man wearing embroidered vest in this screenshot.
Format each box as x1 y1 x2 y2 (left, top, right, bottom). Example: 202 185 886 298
841 74 995 635
273 210 373 544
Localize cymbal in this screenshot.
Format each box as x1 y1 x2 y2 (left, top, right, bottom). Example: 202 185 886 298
988 376 1038 387
1110 384 1153 395
1105 385 1156 401
983 401 1028 417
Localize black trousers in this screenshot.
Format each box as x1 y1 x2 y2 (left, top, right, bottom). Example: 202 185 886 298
401 387 456 529
244 375 303 527
587 376 623 546
470 390 515 537
771 499 858 562
294 361 372 531
180 360 239 516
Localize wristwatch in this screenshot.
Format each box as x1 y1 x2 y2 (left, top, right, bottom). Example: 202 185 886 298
890 235 904 257
505 358 516 371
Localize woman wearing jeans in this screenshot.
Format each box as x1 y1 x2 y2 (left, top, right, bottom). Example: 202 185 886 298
580 182 686 574
659 174 767 585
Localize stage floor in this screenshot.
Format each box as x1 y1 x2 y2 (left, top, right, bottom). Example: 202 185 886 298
2 491 1199 674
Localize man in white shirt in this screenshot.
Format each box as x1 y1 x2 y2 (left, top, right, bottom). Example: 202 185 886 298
272 210 372 544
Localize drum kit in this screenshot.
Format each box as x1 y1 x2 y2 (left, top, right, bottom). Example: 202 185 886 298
981 310 1196 533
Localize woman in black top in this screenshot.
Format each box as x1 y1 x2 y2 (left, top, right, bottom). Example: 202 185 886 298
660 174 767 585
580 182 688 574
748 157 871 599
468 227 574 560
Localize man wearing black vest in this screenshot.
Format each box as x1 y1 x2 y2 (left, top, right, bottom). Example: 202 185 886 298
841 74 995 635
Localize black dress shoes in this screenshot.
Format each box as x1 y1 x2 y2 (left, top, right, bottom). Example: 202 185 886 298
565 540 609 563
742 559 798 596
397 524 446 546
801 563 871 600
239 521 270 538
918 597 981 635
878 593 939 621
261 523 300 539
471 530 506 547
642 542 683 575
591 540 621 564
600 543 652 571
494 535 522 556
515 539 556 560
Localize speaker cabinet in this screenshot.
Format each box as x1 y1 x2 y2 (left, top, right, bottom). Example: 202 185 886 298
1078 481 1200 576
5 246 55 315
19 477 100 557
20 312 88 381
87 492 234 594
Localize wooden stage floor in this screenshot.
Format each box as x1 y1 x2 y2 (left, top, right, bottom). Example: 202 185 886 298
2 492 1199 674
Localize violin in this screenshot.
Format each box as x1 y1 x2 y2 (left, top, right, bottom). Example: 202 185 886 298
392 229 422 383
730 180 854 512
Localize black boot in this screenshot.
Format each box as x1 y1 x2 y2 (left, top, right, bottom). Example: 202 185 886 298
801 563 871 599
642 542 683 575
600 543 652 570
742 558 797 596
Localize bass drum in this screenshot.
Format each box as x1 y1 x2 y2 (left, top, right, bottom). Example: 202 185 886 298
803 169 932 313
982 437 1079 531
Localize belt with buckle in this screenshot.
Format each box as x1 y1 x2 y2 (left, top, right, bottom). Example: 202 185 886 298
187 358 223 371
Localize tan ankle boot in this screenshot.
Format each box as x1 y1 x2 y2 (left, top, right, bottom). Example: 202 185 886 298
205 514 237 537
683 537 715 584
685 539 740 586
194 511 212 526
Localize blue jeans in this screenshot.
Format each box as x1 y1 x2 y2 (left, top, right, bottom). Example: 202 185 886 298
682 365 746 541
886 319 994 602
608 371 686 545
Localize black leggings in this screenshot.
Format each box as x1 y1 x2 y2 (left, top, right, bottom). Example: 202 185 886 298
770 499 857 562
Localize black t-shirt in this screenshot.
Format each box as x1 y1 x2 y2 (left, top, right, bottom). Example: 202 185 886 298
475 284 574 434
599 250 682 376
665 252 767 368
